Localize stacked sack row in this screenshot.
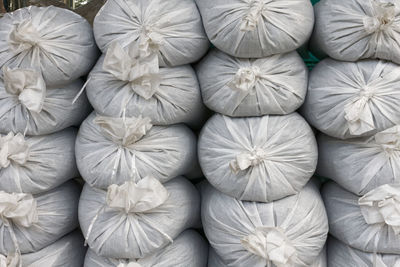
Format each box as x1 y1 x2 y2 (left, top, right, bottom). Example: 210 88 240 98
76 0 211 265
0 5 98 266
194 0 329 266
303 0 400 265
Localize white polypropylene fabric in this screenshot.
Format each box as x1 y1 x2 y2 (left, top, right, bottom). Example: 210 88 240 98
84 230 208 267
79 177 200 259
0 6 98 87
311 0 400 65
0 181 80 254
317 126 400 196
0 128 78 194
196 49 308 117
75 113 198 189
302 58 400 139
195 0 314 58
327 237 400 267
322 181 400 254
208 246 327 267
198 113 318 202
86 49 205 126
0 75 91 135
93 0 209 67
201 181 328 267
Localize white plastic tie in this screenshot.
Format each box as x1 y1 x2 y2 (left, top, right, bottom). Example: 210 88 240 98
0 133 29 169
364 1 396 34
240 0 265 31
228 66 260 93
230 147 267 174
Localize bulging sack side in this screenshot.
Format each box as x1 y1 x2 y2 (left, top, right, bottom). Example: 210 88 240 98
75 113 198 189
196 49 308 117
327 237 400 267
0 6 98 87
311 0 400 65
79 176 200 259
0 68 91 135
302 58 400 139
195 0 314 58
317 126 400 196
0 128 78 194
84 230 208 267
0 180 80 255
93 0 209 67
322 182 400 254
198 113 318 202
86 49 206 126
201 181 328 267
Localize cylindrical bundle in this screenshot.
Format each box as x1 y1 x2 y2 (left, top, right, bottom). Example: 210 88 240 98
79 176 200 259
208 246 327 267
317 126 400 196
84 230 208 267
302 58 400 139
322 181 400 254
196 49 308 117
195 0 314 58
0 128 78 194
311 0 400 65
93 0 209 67
0 67 91 135
198 113 318 202
327 237 400 267
0 180 80 254
0 6 98 87
201 181 328 267
2 230 87 267
86 49 205 126
76 112 198 189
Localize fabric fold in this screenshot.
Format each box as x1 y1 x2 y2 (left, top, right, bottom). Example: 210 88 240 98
0 133 29 169
240 0 265 31
363 1 396 34
0 191 38 228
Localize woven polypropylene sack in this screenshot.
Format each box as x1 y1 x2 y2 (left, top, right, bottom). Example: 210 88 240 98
0 6 98 87
0 128 78 194
322 181 400 254
302 58 400 139
0 76 91 136
195 0 314 58
15 230 86 267
0 181 80 254
75 112 198 189
84 230 207 267
327 237 400 267
198 113 318 202
196 49 308 117
317 126 400 196
201 181 328 267
311 0 400 64
79 177 200 259
86 54 206 126
93 0 209 67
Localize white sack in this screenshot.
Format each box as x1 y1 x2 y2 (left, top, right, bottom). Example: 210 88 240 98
0 181 80 254
317 126 400 196
311 0 400 65
327 237 400 267
196 49 308 117
79 176 200 259
201 181 328 267
84 230 208 267
1 230 87 267
322 181 400 254
75 113 198 189
0 6 98 87
0 68 91 135
208 246 327 267
195 0 314 58
0 128 78 194
86 46 206 126
93 0 209 67
302 58 400 139
198 113 318 202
